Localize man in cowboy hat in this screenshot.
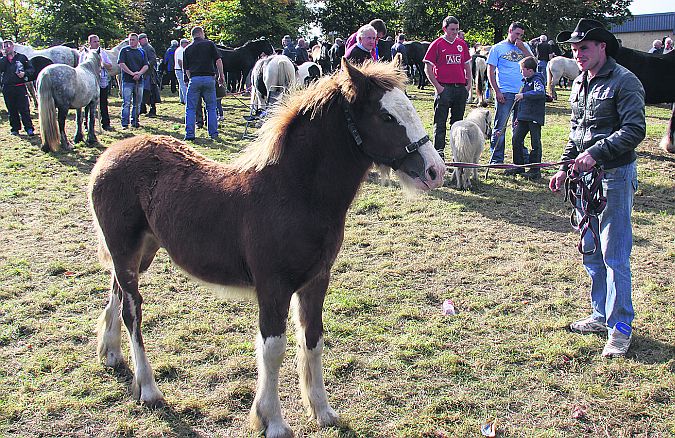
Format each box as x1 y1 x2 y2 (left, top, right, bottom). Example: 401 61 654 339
549 18 645 358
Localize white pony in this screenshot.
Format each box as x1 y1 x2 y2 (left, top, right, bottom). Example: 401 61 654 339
13 43 79 67
546 56 579 99
37 49 101 152
448 107 492 189
250 55 296 112
296 61 322 86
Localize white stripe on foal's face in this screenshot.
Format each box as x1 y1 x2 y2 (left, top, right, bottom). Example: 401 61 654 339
379 88 445 190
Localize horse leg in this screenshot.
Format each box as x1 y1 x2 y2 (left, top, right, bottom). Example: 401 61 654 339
74 108 84 144
58 108 73 151
292 275 338 427
249 288 293 438
86 101 98 144
660 105 675 153
97 275 124 367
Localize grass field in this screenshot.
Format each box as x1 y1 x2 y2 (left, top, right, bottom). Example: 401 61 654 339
1 76 674 437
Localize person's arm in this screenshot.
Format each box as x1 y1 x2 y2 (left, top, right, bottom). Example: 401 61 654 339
487 63 504 103
215 58 224 85
585 76 646 167
423 61 443 95
464 59 472 94
515 39 533 57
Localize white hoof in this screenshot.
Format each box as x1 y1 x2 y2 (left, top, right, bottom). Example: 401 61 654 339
314 406 339 427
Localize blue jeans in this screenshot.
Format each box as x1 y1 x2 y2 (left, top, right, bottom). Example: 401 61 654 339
175 70 187 104
490 92 529 164
512 120 541 166
537 61 547 86
185 76 217 138
578 161 637 333
121 81 143 127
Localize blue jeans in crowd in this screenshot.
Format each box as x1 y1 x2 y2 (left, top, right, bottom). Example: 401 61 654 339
511 120 541 166
175 70 187 104
185 76 218 139
578 161 637 334
537 60 548 86
489 92 529 164
121 80 143 127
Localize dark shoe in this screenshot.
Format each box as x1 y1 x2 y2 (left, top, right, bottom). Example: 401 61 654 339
522 169 541 180
27 129 35 136
504 167 525 176
10 131 19 136
183 136 195 141
210 134 220 141
121 125 129 130
132 123 140 128
102 125 113 131
147 111 156 117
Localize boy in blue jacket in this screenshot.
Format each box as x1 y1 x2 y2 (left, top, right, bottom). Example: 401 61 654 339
505 56 546 179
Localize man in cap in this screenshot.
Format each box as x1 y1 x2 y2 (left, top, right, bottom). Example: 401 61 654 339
549 19 646 358
163 39 179 93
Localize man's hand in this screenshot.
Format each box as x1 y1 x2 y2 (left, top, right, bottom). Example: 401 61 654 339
495 89 505 104
515 38 527 51
434 84 444 95
572 150 596 172
16 71 24 79
549 170 567 192
514 93 524 102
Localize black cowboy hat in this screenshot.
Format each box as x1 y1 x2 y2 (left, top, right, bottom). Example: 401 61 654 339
557 18 619 57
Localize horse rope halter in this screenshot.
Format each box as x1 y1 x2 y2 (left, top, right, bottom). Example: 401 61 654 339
564 166 606 255
340 99 429 170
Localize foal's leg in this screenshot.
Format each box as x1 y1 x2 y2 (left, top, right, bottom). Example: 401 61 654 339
97 275 124 367
293 274 338 427
115 265 165 407
250 290 293 438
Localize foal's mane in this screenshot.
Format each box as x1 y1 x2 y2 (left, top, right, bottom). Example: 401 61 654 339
232 61 407 172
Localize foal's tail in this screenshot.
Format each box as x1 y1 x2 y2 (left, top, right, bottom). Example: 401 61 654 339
87 161 113 270
37 73 61 152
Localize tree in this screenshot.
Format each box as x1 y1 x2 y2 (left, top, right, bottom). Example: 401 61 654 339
0 0 32 42
30 0 127 46
184 0 310 47
130 0 188 53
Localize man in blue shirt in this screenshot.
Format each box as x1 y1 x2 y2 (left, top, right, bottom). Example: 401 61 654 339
486 22 533 164
117 33 148 128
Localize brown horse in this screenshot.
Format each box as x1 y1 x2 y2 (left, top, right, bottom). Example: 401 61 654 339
88 59 444 437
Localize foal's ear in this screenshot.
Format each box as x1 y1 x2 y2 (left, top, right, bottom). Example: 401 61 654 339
341 58 369 104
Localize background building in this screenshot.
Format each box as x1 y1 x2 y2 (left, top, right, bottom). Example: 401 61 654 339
610 12 675 51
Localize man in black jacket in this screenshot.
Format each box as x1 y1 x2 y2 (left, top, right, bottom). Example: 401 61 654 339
0 39 35 136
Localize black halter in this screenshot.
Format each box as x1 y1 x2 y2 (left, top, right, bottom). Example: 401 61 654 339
341 100 429 170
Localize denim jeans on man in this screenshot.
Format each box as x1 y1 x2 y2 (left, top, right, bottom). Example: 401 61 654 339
433 85 468 155
121 80 143 127
185 75 218 138
578 161 637 335
490 92 528 163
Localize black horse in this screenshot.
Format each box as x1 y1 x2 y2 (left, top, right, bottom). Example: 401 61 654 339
377 39 394 62
328 43 345 72
614 48 675 152
218 39 275 92
403 41 430 89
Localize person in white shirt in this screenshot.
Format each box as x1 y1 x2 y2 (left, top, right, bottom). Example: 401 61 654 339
174 38 189 104
82 34 114 130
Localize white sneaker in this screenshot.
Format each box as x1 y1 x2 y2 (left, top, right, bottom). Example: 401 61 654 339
602 330 632 358
570 316 607 334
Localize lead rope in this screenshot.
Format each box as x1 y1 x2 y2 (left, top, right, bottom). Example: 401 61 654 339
564 167 606 255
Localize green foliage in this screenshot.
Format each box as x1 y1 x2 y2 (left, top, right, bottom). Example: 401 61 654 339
0 0 32 41
28 0 126 45
185 0 309 46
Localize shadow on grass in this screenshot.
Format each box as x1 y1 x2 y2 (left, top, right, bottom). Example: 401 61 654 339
630 336 675 365
638 149 675 164
106 363 201 436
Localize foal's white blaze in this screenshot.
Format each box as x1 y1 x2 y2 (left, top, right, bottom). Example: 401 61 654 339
380 88 446 190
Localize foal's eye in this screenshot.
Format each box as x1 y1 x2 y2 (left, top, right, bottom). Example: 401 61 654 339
381 113 396 122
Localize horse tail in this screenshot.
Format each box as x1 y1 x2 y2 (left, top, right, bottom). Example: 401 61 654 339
88 162 113 269
37 72 61 152
546 60 556 99
279 57 296 90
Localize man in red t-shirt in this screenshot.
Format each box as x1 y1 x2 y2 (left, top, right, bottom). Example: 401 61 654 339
423 16 472 159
